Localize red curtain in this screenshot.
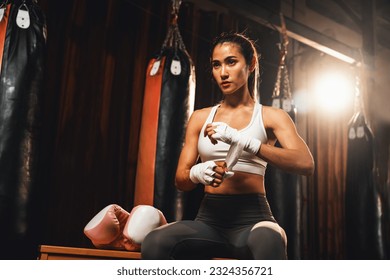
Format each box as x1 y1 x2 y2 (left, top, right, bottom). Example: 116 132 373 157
306 110 349 259
38 0 172 248
300 55 355 259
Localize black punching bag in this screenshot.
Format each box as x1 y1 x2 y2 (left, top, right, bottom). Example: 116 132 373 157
266 24 301 259
134 0 195 222
266 96 300 260
345 112 384 259
0 0 46 259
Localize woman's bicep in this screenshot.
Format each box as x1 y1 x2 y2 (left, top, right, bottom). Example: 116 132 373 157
176 112 202 172
177 137 199 172
262 107 314 175
175 111 204 190
268 109 307 150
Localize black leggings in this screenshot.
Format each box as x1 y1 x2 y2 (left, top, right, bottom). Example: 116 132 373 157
141 193 287 260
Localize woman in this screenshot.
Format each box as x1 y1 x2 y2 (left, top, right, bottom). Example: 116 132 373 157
141 32 314 259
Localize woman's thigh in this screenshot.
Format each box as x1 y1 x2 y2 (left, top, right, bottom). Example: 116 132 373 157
141 220 228 259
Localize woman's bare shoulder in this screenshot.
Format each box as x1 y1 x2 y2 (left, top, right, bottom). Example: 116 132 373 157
262 104 283 114
261 105 294 128
261 105 282 120
189 107 213 123
186 106 214 132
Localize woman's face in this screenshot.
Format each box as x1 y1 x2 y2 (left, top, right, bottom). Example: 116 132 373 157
211 42 251 96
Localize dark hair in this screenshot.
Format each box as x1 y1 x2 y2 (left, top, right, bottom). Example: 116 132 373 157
210 32 260 101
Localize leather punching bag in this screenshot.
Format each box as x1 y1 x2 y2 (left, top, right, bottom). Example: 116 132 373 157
345 112 384 259
266 22 301 258
134 0 195 222
0 0 46 259
266 96 300 260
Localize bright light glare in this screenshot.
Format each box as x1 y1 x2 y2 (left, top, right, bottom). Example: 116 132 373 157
313 72 354 113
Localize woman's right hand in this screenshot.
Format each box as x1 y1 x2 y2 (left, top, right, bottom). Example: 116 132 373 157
189 161 228 188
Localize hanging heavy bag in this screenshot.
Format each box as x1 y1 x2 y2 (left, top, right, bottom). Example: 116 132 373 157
265 19 301 258
0 2 11 70
0 0 46 259
134 0 195 223
133 56 166 210
135 49 194 222
266 98 300 260
345 112 384 259
154 48 194 222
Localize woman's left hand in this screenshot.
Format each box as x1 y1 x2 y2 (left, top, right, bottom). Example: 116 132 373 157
205 122 239 145
204 123 219 145
212 161 230 187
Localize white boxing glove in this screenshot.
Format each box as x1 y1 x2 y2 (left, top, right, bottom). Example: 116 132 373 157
212 122 261 154
84 204 130 250
189 160 217 185
122 205 167 251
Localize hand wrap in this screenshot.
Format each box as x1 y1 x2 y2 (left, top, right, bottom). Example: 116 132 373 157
189 160 217 185
211 122 261 169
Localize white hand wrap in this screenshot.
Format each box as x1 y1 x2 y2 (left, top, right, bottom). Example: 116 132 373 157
189 160 217 185
212 122 261 154
211 122 261 169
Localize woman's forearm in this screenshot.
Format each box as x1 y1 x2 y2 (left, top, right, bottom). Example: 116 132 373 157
175 169 197 191
258 143 315 175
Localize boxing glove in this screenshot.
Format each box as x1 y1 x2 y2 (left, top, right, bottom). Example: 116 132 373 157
84 204 130 250
122 205 167 251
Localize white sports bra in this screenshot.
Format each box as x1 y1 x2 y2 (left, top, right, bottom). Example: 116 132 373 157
198 102 268 176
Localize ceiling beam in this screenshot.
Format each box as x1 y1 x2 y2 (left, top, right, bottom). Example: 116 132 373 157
210 0 361 64
330 0 362 29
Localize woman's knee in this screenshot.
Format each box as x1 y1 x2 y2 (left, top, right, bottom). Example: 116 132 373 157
247 223 287 260
141 224 175 259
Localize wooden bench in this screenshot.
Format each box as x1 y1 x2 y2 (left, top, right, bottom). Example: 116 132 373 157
38 245 233 260
38 245 142 260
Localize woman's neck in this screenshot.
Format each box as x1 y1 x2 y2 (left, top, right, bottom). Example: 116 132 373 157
222 93 254 109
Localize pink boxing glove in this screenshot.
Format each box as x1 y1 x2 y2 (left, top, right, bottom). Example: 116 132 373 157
84 204 130 250
122 205 167 251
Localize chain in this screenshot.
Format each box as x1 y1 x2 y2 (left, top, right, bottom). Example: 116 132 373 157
161 0 186 52
272 14 291 99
